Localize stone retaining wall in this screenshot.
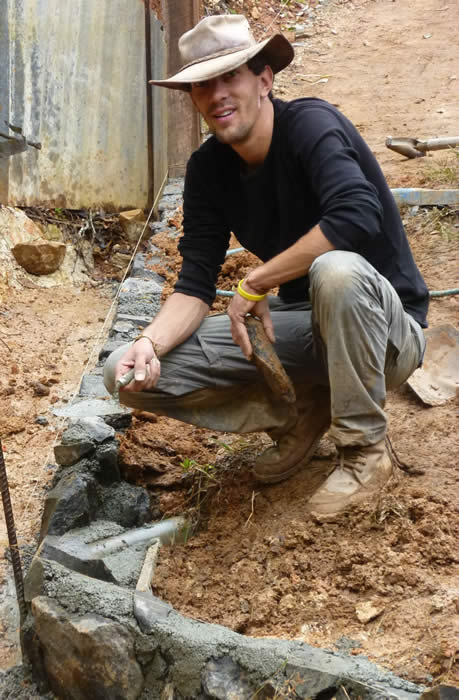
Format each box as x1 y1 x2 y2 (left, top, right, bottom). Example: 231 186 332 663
21 180 426 699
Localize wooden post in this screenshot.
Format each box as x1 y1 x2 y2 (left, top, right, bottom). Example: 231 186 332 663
164 0 201 178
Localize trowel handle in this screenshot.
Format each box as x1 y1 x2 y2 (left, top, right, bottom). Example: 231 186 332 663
115 368 135 392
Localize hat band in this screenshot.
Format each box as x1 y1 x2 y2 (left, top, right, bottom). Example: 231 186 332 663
181 42 255 72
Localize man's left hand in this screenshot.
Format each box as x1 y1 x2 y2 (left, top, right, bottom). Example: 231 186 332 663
227 291 275 360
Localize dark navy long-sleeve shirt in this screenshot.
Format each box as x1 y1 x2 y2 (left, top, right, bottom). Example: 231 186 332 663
177 98 429 327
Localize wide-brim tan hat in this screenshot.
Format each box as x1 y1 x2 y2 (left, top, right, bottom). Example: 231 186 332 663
149 14 294 91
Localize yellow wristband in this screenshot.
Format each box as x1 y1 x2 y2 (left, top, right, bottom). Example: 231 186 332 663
237 279 267 302
134 334 161 358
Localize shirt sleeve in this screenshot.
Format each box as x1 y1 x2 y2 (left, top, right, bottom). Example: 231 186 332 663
288 103 383 250
175 149 231 306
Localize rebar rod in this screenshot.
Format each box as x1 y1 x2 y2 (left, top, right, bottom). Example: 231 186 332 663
0 439 27 625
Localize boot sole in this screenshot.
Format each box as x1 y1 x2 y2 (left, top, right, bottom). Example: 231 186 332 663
252 429 327 484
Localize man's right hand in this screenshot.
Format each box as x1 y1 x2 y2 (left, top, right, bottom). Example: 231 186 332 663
114 337 161 392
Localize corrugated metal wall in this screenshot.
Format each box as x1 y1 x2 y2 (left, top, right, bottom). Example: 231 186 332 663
0 0 168 210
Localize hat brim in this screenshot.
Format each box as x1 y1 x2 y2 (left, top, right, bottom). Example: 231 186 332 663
149 34 294 91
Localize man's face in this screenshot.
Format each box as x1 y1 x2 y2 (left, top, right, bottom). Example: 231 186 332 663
190 64 272 146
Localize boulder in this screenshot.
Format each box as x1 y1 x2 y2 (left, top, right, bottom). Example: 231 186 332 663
0 205 43 247
119 209 148 244
39 471 98 540
0 206 91 290
203 656 253 699
30 596 143 700
12 239 66 275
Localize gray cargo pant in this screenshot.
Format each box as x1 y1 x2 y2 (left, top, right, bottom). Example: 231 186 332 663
104 251 426 447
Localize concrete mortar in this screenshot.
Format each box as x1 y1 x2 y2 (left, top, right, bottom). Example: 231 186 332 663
17 180 431 699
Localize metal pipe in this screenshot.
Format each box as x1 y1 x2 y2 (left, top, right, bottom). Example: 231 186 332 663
430 288 459 297
86 517 189 557
0 439 27 626
225 247 246 256
386 136 459 158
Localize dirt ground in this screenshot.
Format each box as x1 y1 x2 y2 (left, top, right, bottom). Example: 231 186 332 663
0 0 458 687
0 283 113 668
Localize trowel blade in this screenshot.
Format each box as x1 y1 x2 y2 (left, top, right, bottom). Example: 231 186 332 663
407 324 459 406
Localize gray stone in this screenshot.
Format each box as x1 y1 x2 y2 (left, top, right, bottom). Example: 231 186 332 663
53 418 115 466
66 417 115 444
133 591 172 633
284 663 338 698
149 221 177 238
31 596 143 700
112 320 136 334
95 441 120 483
36 524 155 588
38 535 117 584
30 557 139 623
39 471 98 540
98 481 151 528
158 194 182 213
52 398 132 430
115 313 150 329
24 555 47 602
102 546 150 588
53 441 94 466
162 181 183 197
202 656 253 699
35 415 49 426
98 338 125 361
78 374 111 398
131 253 165 284
117 278 162 318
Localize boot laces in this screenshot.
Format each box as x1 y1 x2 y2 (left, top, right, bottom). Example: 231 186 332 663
328 446 367 485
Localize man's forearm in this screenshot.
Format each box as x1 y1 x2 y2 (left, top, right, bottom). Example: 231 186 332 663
245 225 335 293
139 293 209 356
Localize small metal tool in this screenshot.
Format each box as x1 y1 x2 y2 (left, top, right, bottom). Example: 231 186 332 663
114 368 136 400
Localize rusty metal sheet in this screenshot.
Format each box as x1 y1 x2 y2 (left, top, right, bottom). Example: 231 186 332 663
1 0 167 210
0 0 10 204
150 11 168 204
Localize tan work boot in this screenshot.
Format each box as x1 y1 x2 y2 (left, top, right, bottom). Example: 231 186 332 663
306 439 393 519
252 388 331 484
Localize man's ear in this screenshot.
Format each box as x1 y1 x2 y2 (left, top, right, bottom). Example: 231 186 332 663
260 65 274 97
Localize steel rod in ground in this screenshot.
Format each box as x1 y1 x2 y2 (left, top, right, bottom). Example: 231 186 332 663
0 439 27 625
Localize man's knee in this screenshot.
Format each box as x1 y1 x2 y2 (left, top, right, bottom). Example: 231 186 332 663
309 250 376 303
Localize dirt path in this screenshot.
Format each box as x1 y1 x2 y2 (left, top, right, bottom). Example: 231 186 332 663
0 283 113 667
275 0 458 187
